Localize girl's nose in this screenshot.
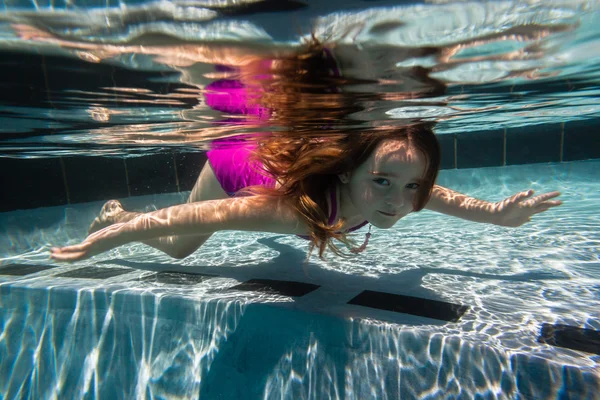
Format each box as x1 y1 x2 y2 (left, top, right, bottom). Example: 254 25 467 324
386 190 406 207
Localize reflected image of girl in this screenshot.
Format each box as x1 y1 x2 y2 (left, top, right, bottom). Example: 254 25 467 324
49 40 562 262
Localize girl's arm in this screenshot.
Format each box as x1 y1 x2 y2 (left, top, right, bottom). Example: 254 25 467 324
51 195 308 262
425 185 562 226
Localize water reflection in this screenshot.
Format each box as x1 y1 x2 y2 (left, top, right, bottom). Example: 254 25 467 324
0 1 597 155
1 2 599 398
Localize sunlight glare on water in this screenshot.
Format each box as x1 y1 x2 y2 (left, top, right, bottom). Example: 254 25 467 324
0 0 598 156
1 1 600 398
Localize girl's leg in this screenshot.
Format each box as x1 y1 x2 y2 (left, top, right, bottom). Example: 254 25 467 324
88 160 229 259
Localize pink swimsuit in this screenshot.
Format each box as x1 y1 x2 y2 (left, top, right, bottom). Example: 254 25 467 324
207 142 368 236
204 54 368 236
206 143 275 196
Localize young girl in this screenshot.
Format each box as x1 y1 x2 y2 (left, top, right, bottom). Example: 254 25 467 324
50 124 561 262
20 30 558 261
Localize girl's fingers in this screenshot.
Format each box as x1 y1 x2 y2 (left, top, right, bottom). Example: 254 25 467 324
50 244 89 261
523 193 562 208
56 243 88 253
53 251 85 261
541 200 563 207
513 190 534 203
533 191 561 203
529 200 563 215
530 199 562 209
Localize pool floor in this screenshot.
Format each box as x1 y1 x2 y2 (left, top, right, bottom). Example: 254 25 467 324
1 160 599 399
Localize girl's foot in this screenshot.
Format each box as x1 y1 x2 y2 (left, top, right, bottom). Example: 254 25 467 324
88 200 125 234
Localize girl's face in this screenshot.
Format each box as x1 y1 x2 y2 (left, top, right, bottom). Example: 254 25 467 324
340 138 427 229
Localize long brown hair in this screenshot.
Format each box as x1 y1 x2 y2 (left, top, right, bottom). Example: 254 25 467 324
248 123 441 257
223 38 444 256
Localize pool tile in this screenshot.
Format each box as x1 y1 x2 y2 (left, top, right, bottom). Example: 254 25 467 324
63 156 129 203
55 266 133 280
347 290 468 322
139 271 216 285
437 134 455 169
538 323 600 355
506 124 561 165
0 157 67 212
217 0 307 16
174 152 207 192
564 120 600 161
125 153 178 196
456 129 504 169
0 264 58 276
229 279 320 297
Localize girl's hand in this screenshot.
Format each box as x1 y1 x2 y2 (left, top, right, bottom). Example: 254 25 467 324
50 223 126 262
494 190 562 227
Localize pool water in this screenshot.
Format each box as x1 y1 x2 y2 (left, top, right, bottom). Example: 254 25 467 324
1 160 599 399
1 0 600 398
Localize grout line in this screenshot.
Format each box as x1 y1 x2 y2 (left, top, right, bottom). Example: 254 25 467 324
503 128 507 166
453 134 458 169
59 157 71 204
173 153 181 192
560 122 565 162
41 55 55 111
123 158 131 197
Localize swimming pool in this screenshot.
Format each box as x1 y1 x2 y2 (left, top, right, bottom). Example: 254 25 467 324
1 0 600 398
1 159 598 399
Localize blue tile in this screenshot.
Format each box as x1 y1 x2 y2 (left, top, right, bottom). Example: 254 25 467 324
437 134 455 169
564 120 600 161
125 153 178 196
63 156 128 203
456 129 504 168
506 124 561 165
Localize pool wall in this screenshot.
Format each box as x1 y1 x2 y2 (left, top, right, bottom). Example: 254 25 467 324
2 118 600 213
1 49 599 213
1 280 598 399
1 161 600 399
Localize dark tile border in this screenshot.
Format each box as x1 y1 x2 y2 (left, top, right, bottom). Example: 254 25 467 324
0 264 59 276
175 152 207 192
348 290 468 322
506 125 562 165
564 120 600 161
54 266 133 280
0 157 68 212
456 129 504 169
2 119 600 212
63 156 129 203
138 271 216 286
437 134 455 170
229 279 320 297
125 153 178 196
538 323 600 355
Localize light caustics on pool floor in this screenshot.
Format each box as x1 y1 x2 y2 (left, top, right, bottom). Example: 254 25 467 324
0 161 599 398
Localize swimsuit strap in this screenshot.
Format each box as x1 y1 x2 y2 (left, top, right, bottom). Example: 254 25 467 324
328 186 368 232
347 220 369 233
328 188 337 225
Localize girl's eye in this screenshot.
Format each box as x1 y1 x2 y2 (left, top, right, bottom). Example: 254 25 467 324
406 182 420 190
373 178 390 186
